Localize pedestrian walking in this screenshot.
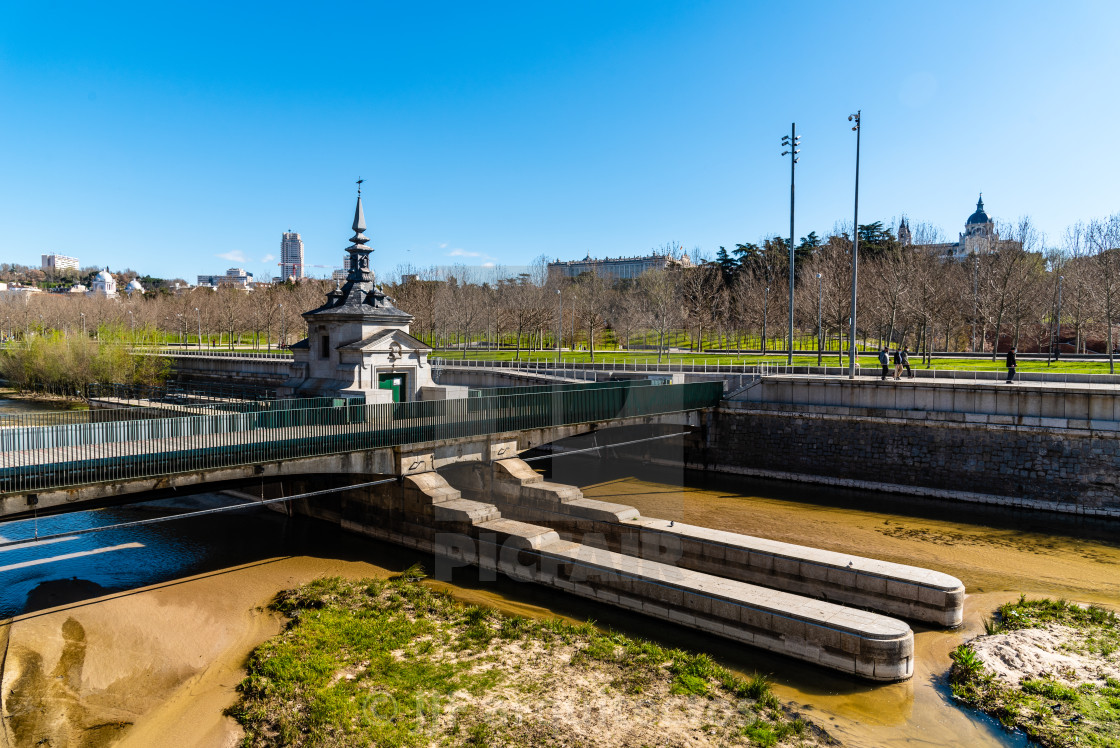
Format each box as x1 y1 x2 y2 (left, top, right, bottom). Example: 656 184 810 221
878 347 889 381
1006 346 1017 383
901 346 913 379
892 348 903 380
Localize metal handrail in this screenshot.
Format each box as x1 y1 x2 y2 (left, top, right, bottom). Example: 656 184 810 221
429 357 1120 386
0 381 723 496
144 348 294 360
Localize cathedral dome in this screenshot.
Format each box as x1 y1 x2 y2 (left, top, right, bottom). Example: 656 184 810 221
966 194 990 225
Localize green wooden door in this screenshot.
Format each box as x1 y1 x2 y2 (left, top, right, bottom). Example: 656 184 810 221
378 373 403 403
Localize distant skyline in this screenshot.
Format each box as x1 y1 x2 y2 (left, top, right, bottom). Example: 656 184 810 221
1 1 1118 282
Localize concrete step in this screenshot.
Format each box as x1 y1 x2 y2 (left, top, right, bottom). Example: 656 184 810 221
522 481 584 504
433 498 501 525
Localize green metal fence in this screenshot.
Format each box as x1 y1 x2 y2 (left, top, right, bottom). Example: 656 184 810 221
0 381 721 497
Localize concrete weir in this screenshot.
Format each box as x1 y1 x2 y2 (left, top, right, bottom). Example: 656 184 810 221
467 459 965 628
338 469 916 681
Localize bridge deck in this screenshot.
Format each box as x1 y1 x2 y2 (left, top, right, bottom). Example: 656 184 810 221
1 381 721 498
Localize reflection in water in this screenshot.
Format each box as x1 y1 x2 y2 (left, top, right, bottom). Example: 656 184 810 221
2 446 1116 747
0 396 74 417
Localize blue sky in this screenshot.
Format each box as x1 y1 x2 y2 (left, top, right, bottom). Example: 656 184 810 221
1 1 1118 282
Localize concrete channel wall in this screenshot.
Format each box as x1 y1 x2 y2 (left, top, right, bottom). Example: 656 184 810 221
324 468 915 681
702 376 1120 517
448 458 964 627
164 354 293 388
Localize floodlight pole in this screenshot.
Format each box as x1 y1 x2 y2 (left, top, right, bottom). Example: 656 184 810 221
781 123 800 366
848 111 861 379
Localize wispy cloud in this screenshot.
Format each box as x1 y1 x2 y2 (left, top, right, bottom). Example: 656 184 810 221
439 242 448 249
217 250 247 262
261 253 275 262
448 248 482 258
482 261 496 267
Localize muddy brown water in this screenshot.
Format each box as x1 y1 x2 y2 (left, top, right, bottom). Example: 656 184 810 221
2 435 1118 746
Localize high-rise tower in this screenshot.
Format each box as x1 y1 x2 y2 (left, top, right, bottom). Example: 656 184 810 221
280 231 304 280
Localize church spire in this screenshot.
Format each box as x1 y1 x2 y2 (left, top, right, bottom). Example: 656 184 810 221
345 177 375 284
976 193 984 212
351 177 368 245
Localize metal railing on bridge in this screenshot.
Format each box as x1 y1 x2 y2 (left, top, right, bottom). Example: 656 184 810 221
1 389 350 430
88 381 279 405
467 378 659 399
433 357 1120 386
0 381 722 497
142 348 294 360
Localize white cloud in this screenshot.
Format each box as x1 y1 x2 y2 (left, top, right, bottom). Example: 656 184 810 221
261 253 275 262
217 250 247 262
439 242 448 249
482 261 496 267
448 248 482 258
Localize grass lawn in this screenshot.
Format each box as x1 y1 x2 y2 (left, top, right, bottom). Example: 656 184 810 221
949 596 1120 748
228 571 826 747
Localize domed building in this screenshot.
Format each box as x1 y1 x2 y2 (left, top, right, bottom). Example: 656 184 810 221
898 194 1013 261
124 279 145 296
90 269 118 297
959 195 999 255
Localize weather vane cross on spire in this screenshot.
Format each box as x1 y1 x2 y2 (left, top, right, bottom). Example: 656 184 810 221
356 176 364 195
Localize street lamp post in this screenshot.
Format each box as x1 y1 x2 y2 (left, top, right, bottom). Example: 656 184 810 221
972 255 980 352
556 289 562 365
847 111 861 379
781 123 801 366
816 272 823 368
762 286 770 354
195 308 202 349
79 312 85 338
278 304 285 349
128 310 135 345
1055 275 1064 360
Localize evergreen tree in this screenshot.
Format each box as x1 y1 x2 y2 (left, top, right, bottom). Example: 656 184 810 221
715 246 738 284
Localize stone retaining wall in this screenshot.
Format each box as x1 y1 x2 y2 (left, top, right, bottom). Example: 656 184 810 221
689 404 1120 517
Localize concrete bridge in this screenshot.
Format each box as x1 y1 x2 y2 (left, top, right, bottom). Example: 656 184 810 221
0 380 717 517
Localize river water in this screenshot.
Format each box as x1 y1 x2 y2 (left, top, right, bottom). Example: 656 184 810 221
2 401 1118 746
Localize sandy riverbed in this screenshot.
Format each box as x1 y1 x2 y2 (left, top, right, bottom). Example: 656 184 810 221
0 556 395 748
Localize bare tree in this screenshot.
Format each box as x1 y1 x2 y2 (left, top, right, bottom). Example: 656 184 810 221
637 269 680 362
1089 214 1120 372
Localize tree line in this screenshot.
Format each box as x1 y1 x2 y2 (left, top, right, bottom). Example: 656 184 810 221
3 211 1120 376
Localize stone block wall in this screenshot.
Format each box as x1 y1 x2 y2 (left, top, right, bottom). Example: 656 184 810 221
687 405 1120 517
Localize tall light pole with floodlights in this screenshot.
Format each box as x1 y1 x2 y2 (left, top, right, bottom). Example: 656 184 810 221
195 307 202 349
816 272 823 367
847 110 861 379
781 123 801 366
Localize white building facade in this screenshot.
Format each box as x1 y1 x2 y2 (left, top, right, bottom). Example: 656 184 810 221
197 268 254 288
280 231 304 280
42 254 80 272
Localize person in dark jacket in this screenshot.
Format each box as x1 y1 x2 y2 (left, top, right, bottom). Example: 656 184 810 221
901 346 913 379
1006 346 1017 382
878 347 889 380
892 348 903 380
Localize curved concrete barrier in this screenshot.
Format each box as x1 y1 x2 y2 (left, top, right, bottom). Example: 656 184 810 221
469 458 965 627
